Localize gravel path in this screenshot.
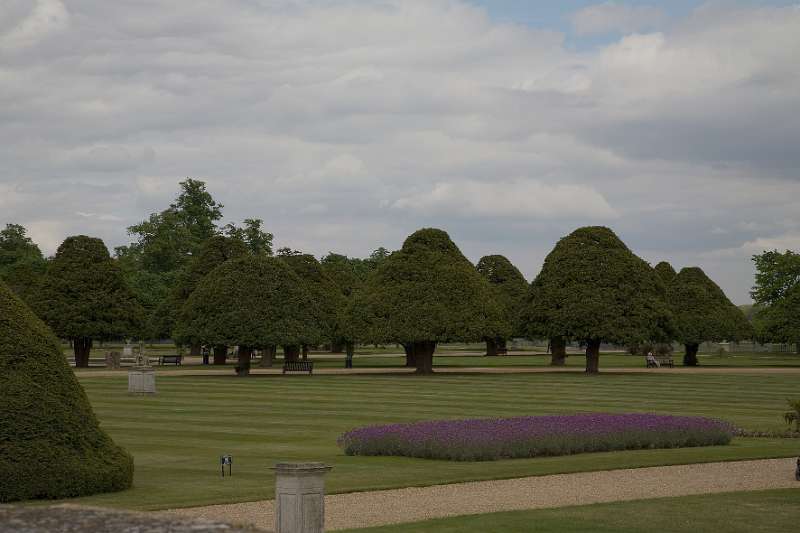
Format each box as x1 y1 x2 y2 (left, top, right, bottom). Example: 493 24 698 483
166 458 799 531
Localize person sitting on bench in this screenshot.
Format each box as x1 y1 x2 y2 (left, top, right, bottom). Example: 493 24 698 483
646 351 660 368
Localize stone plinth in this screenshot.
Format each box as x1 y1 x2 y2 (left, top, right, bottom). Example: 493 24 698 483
273 462 332 533
128 367 156 394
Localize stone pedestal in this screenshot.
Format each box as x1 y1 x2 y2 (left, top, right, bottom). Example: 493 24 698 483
273 463 332 533
128 368 156 394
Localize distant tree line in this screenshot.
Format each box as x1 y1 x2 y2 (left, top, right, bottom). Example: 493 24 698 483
1 178 771 374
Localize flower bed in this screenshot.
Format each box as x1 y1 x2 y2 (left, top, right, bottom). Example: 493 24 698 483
338 414 734 461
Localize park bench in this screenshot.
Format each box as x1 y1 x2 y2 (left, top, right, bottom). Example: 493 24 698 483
159 354 182 366
645 355 674 368
283 360 314 375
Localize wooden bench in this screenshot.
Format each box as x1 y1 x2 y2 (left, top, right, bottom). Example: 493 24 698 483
646 355 674 368
283 360 313 374
159 355 182 365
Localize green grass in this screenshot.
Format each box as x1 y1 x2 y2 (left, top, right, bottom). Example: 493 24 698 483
340 488 800 532
68 372 800 510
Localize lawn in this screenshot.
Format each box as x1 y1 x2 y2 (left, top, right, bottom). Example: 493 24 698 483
340 488 800 532
70 371 800 510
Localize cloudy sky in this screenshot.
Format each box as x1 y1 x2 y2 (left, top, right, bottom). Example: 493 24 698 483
2 1 799 303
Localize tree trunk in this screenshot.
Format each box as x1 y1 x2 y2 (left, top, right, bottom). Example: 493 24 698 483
345 341 354 369
796 342 800 355
283 345 300 362
73 337 92 368
403 343 416 367
485 338 498 356
585 339 601 374
213 345 228 365
331 341 344 354
413 341 436 374
236 346 252 376
302 344 309 360
684 343 700 366
259 345 276 367
550 336 567 366
497 338 507 355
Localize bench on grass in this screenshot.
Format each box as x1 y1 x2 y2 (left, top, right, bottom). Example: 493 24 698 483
159 354 182 366
283 360 313 375
646 355 674 368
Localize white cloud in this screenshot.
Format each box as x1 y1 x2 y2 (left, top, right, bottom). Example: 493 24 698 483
1 0 799 304
0 0 69 50
393 180 618 219
571 2 666 36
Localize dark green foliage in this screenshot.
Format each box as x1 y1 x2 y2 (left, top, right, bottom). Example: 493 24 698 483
115 179 224 324
476 255 527 354
0 224 46 307
522 226 672 373
754 284 800 349
668 267 752 345
153 235 249 342
321 253 373 297
281 254 346 344
174 256 320 374
224 218 273 256
654 261 677 284
37 236 144 365
0 281 133 502
750 249 800 306
357 228 501 373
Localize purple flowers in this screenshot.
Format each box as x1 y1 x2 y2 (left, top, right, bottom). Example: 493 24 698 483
338 414 735 461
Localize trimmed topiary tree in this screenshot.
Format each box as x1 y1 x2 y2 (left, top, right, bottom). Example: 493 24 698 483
654 261 677 284
280 254 345 360
476 255 527 356
174 256 320 376
522 226 672 374
163 235 249 364
0 280 133 502
37 236 143 367
667 267 752 366
357 228 501 374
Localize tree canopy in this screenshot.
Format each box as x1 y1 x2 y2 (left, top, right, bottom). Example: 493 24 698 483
0 224 46 307
476 254 527 355
0 280 132 501
522 226 672 373
281 253 346 346
174 256 320 374
36 236 143 366
357 228 500 373
666 267 752 365
654 261 677 284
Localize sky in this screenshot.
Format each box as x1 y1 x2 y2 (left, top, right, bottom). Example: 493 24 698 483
2 1 799 304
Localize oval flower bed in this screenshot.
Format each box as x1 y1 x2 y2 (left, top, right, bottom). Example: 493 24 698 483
338 414 735 461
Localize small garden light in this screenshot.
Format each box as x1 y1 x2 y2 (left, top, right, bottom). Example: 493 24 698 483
220 455 232 477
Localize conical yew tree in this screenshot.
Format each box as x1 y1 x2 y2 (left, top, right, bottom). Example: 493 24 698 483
0 281 133 502
358 228 501 374
654 261 677 284
522 226 672 374
667 267 752 366
476 255 527 356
